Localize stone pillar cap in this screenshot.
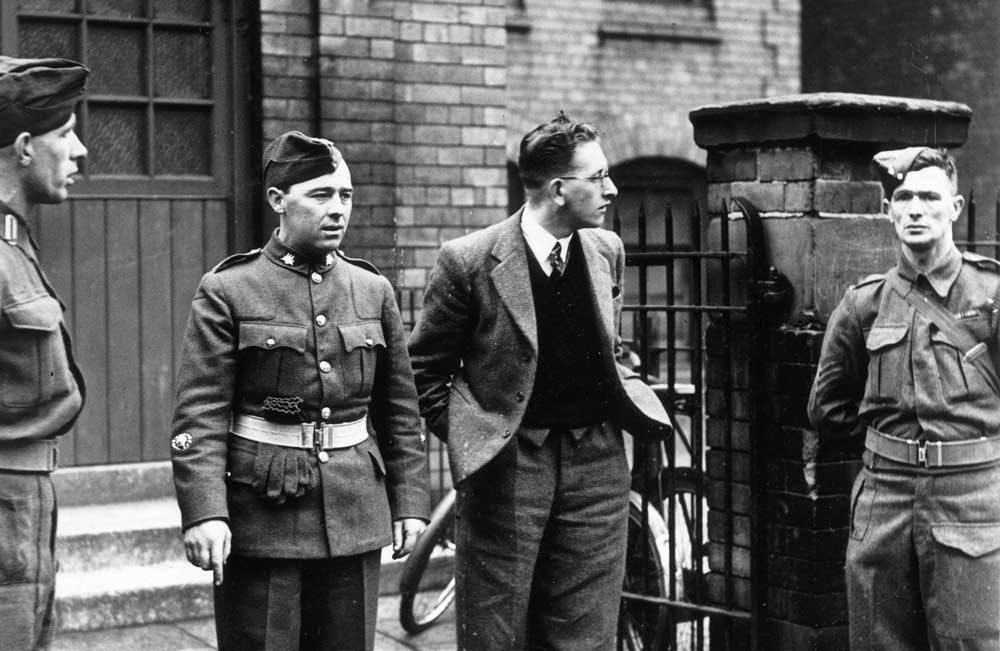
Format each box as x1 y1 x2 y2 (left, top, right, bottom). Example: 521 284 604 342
691 92 972 149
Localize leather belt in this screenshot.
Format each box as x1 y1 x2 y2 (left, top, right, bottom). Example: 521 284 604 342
0 438 58 472
231 414 368 450
866 427 1000 468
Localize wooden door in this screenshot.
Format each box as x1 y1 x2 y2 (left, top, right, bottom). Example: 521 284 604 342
1 1 260 465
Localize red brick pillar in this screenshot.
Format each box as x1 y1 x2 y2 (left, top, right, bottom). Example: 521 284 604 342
689 93 972 650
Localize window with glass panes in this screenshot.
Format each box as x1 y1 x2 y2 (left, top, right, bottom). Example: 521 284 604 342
13 0 224 189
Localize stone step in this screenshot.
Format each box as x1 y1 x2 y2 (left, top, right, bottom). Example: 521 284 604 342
56 561 213 633
57 498 183 572
53 461 174 506
55 547 452 633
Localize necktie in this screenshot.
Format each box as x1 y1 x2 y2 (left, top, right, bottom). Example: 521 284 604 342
548 241 564 280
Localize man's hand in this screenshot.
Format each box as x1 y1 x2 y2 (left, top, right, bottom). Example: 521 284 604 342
392 517 427 559
183 519 231 585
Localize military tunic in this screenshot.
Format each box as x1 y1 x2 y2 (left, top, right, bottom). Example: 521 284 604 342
0 209 85 651
809 247 1000 650
170 231 430 558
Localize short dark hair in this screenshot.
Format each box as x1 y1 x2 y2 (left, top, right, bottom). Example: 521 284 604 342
908 147 958 194
517 112 599 190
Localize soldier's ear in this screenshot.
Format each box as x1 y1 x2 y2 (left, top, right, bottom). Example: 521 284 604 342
266 186 286 214
951 194 965 222
13 132 33 167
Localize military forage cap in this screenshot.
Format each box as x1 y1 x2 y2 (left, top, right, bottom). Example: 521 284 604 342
0 56 89 148
263 131 342 191
873 146 934 193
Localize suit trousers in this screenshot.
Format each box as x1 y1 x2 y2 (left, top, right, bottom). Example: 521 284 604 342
455 423 631 651
214 549 381 651
847 450 1000 650
0 472 56 651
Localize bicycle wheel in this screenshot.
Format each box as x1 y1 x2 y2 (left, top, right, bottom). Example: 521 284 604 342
618 491 671 650
399 488 457 635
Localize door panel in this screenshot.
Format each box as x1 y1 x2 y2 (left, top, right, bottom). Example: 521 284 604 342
3 2 258 465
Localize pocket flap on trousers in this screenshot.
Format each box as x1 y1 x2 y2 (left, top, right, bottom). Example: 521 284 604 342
931 523 1000 557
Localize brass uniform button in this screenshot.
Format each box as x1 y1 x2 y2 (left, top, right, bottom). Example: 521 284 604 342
315 315 327 326
318 450 329 463
320 407 331 420
319 361 332 373
311 272 322 284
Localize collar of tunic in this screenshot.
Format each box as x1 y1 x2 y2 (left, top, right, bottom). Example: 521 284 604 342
262 228 338 276
896 245 962 298
0 201 39 255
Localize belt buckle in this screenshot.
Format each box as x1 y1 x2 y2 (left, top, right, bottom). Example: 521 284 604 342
911 440 942 468
308 422 332 463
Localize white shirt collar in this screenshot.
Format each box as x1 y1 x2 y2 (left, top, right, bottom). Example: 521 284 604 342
520 205 572 276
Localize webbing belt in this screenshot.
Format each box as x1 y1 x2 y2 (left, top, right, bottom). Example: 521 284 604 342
866 427 1000 468
230 414 368 450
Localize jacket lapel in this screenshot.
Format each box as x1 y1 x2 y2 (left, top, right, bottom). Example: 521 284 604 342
490 212 538 353
579 231 615 351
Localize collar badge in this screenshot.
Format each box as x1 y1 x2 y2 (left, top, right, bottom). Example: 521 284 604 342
281 252 295 266
325 253 335 266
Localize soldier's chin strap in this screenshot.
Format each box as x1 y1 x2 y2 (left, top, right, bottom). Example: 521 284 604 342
885 269 1000 398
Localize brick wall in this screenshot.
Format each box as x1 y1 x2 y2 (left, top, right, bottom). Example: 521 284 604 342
258 0 799 289
259 0 509 289
507 0 800 169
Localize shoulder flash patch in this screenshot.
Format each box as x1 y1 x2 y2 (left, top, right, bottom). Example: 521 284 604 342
212 248 262 273
852 273 886 289
963 251 1000 271
337 249 381 275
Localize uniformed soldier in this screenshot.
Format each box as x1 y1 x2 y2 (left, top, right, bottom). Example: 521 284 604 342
170 131 430 651
809 147 1000 650
0 56 89 651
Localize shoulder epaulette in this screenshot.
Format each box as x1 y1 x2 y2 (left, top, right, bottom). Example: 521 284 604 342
962 251 1000 271
212 248 262 273
337 249 381 276
852 273 886 290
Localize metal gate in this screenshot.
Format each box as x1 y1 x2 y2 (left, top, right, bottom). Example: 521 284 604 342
614 197 789 651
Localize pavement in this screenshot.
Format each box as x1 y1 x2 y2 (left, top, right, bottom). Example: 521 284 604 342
51 594 457 651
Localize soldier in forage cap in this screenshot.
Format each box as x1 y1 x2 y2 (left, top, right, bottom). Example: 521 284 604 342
810 146 1000 649
0 56 88 651
170 130 429 651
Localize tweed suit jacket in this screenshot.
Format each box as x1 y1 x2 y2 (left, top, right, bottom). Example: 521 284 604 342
409 211 669 485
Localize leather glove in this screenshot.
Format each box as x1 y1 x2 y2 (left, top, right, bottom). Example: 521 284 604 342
251 443 317 504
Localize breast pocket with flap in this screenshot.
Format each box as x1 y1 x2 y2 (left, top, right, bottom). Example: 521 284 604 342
864 324 909 403
338 321 386 399
237 322 308 397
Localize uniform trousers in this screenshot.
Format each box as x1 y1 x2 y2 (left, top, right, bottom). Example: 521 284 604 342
214 549 381 651
455 422 631 651
848 450 1000 650
0 472 56 651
